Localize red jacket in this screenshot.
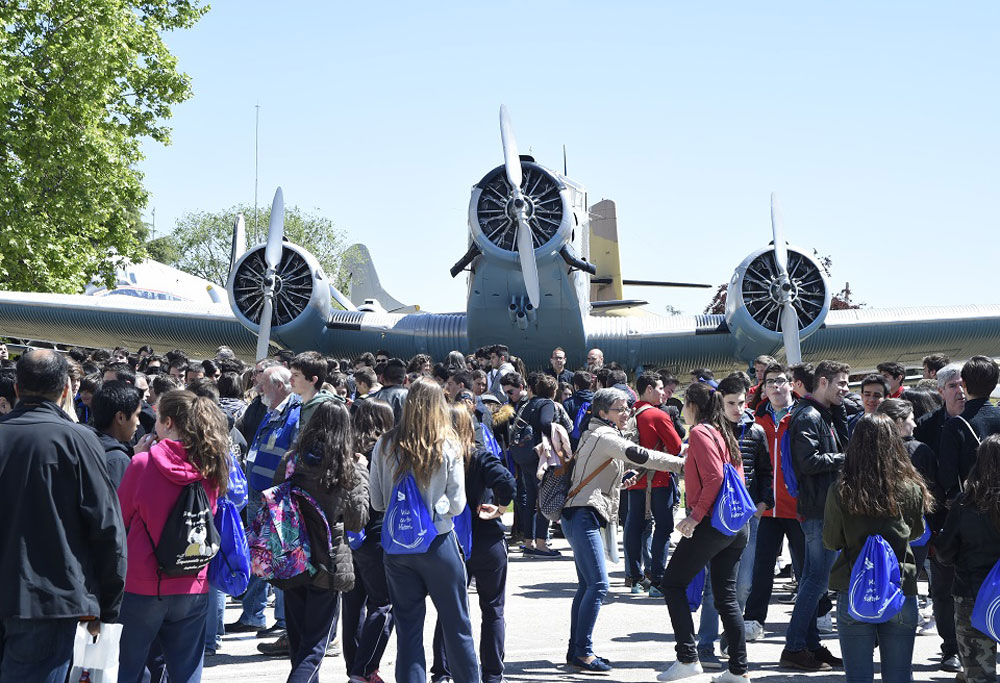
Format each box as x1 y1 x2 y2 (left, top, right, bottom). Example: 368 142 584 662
628 401 683 490
754 399 798 519
118 439 220 596
685 424 744 523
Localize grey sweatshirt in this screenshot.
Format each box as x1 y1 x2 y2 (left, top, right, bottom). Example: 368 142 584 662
370 434 466 535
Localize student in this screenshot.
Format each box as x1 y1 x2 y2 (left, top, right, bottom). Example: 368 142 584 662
116 390 231 683
431 405 516 683
877 362 907 399
822 414 932 683
369 378 479 683
563 387 684 674
936 435 1000 683
658 382 748 683
343 399 396 683
275 400 369 683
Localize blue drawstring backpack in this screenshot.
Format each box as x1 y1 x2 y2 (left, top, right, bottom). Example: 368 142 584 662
453 504 473 558
686 569 706 611
847 534 905 623
972 559 1000 641
382 472 438 555
910 517 931 547
208 497 251 596
346 529 366 550
711 463 756 536
780 431 799 498
226 453 248 511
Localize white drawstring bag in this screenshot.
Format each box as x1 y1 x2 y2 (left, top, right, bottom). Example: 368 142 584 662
70 622 123 683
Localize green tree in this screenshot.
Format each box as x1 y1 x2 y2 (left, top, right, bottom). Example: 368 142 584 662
158 204 352 291
0 0 207 293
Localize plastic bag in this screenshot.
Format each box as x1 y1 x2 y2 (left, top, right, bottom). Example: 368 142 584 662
70 622 123 683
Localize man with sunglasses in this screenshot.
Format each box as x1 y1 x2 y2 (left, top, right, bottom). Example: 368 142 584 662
742 362 806 644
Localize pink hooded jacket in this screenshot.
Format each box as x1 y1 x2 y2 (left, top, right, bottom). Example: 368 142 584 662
118 439 219 596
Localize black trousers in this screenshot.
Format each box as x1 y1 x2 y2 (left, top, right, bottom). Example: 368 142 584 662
284 585 340 683
343 540 395 678
661 518 749 675
432 535 508 683
743 515 805 624
929 553 958 657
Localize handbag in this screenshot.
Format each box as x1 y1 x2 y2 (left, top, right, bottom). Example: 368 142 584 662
70 622 123 683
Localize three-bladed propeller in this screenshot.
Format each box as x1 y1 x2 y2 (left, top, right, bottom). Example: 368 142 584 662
499 105 540 309
770 192 802 365
255 188 284 361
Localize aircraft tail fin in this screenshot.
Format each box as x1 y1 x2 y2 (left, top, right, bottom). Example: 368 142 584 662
588 199 624 302
340 244 418 313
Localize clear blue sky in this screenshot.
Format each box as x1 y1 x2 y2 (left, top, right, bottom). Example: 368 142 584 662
141 1 1000 316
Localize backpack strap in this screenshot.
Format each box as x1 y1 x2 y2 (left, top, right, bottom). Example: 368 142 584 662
953 416 980 492
567 458 614 499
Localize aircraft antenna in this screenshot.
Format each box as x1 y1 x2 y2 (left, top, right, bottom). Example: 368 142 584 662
563 145 567 175
254 103 260 233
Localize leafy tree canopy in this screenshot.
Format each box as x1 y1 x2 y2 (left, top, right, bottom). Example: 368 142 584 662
156 204 353 292
0 0 207 293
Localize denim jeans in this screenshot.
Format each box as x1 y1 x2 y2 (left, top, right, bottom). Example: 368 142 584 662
836 592 917 683
744 515 805 624
625 487 674 582
239 490 285 629
383 531 479 683
785 517 838 652
204 587 225 650
561 506 609 660
118 592 210 683
0 616 77 683
517 465 549 540
661 518 749 675
699 515 759 648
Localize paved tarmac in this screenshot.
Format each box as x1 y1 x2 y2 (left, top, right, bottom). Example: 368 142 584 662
203 523 970 683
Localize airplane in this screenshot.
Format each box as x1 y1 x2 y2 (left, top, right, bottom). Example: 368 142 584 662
1 105 999 373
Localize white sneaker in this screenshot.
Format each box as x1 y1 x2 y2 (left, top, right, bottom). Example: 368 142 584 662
816 612 835 633
657 660 704 681
919 616 938 635
744 619 764 642
712 672 750 683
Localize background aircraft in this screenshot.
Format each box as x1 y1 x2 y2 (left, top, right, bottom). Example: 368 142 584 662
2 107 999 372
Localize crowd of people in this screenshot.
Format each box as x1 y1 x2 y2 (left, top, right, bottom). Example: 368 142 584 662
1 338 1000 683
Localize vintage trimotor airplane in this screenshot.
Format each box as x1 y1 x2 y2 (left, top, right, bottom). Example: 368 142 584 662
2 106 999 372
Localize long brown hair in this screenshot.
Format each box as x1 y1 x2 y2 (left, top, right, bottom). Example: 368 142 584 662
449 403 476 466
964 435 1000 532
838 413 933 517
389 377 456 487
292 400 358 491
685 381 740 466
351 398 395 456
157 390 230 495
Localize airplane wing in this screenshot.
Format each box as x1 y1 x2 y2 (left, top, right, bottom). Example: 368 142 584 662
0 291 259 360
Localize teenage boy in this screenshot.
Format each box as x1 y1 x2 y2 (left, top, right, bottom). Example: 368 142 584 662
780 360 850 671
877 361 906 399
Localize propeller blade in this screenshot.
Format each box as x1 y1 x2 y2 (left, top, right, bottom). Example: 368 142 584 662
516 214 540 308
265 187 285 270
770 192 788 275
499 105 522 191
229 213 246 278
255 295 274 361
780 301 802 365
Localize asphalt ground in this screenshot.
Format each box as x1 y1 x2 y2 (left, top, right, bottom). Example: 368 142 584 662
202 524 973 683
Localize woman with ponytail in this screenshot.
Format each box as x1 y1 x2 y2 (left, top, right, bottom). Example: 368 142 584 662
117 389 231 683
659 381 750 683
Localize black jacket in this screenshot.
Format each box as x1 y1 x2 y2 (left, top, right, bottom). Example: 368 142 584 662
465 447 517 545
544 367 574 385
732 411 774 508
236 395 268 446
914 404 950 454
88 426 133 490
936 493 1000 597
371 384 408 426
788 396 847 519
0 400 127 621
937 398 1000 501
564 389 594 448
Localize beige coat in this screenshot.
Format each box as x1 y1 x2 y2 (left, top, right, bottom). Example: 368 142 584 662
564 417 685 525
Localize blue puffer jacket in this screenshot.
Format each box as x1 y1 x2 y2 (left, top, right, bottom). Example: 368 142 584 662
247 395 301 492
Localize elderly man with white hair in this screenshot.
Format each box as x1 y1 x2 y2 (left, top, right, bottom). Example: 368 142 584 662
228 364 302 643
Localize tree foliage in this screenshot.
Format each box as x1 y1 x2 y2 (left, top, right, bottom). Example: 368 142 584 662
157 204 353 291
0 0 207 293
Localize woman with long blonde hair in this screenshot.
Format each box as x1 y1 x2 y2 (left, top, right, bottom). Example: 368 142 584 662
117 389 231 683
369 378 479 683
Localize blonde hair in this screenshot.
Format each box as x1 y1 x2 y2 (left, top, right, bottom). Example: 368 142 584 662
390 377 456 487
449 403 475 465
157 390 230 495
